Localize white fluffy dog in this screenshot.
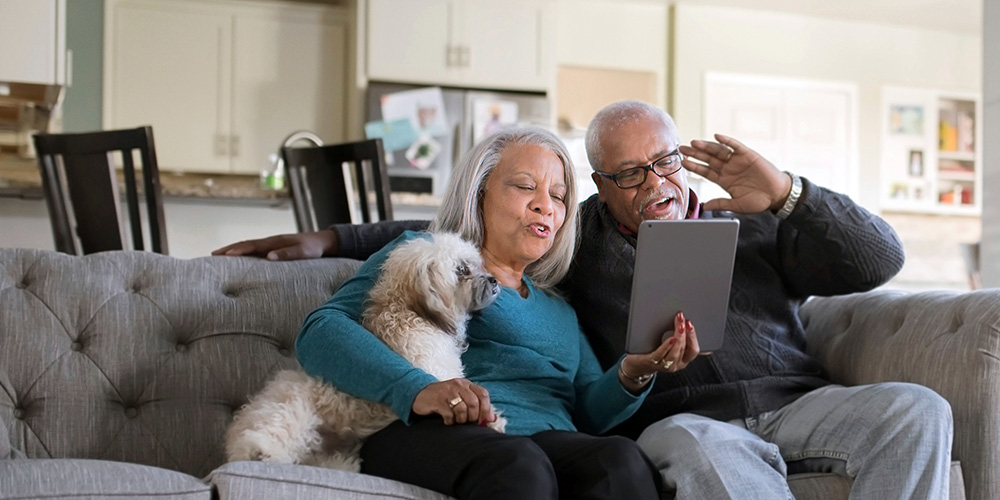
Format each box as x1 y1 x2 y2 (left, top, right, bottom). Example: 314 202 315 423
224 232 506 471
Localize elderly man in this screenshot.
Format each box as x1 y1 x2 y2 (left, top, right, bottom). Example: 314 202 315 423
215 101 953 499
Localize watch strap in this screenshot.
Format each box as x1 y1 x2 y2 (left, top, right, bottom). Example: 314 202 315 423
776 172 802 219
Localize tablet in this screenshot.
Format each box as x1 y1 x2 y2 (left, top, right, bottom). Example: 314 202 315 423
625 219 740 354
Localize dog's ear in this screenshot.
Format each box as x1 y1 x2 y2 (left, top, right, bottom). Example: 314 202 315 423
408 258 459 335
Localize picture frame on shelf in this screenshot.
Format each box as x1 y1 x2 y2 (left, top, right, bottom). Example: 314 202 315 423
889 105 923 135
907 149 924 177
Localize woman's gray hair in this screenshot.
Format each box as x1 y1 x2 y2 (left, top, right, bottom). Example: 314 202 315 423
429 126 579 292
585 100 680 171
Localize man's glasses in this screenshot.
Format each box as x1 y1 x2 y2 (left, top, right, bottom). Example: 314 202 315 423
594 149 684 189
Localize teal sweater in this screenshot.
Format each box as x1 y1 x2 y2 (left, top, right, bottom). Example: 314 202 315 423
296 231 649 436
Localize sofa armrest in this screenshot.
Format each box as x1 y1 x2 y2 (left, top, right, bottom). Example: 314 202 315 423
800 289 1000 500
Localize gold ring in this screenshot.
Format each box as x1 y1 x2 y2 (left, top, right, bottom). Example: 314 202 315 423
663 360 675 369
724 149 734 162
448 396 464 409
651 358 662 366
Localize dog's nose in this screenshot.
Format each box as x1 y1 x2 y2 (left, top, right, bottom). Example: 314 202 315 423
488 277 498 285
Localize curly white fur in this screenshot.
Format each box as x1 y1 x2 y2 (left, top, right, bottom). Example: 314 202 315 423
224 232 506 471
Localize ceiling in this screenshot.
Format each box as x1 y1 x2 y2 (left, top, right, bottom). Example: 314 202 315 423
676 0 982 36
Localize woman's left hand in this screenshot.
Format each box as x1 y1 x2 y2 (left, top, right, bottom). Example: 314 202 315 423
622 312 702 379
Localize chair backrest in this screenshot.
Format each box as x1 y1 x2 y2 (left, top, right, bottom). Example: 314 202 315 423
281 138 393 232
32 126 167 255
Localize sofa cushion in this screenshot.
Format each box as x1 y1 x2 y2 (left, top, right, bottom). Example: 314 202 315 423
786 461 965 500
787 472 851 499
0 458 211 499
0 249 362 478
208 461 454 500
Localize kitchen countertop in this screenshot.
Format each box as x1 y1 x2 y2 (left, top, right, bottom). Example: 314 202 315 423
0 154 442 210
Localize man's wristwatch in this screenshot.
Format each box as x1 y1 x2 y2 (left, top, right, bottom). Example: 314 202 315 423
775 172 802 220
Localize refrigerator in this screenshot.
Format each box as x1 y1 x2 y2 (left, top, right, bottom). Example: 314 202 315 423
365 81 552 198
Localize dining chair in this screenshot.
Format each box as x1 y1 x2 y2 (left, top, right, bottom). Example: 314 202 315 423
281 138 393 232
32 126 168 255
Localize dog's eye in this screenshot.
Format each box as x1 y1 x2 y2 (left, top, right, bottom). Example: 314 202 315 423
456 264 469 277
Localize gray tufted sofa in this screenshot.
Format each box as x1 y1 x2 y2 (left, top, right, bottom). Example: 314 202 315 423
0 248 995 499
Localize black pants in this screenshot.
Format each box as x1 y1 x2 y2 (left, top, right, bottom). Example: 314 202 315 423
360 418 662 500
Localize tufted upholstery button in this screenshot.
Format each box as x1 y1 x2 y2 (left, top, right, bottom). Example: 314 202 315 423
70 341 83 351
224 288 239 298
16 280 28 289
175 343 188 353
13 408 25 419
278 348 291 357
125 407 139 418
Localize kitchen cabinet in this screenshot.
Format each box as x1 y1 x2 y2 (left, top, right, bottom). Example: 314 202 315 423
367 0 554 92
880 87 982 215
553 1 667 129
104 0 351 174
0 0 66 85
556 0 666 76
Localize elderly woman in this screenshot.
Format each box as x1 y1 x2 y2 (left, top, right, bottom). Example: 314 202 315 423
294 127 691 500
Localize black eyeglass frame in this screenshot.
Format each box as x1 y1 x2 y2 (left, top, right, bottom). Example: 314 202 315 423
594 148 684 189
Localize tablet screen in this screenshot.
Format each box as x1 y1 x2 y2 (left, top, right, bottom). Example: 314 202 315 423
625 219 739 354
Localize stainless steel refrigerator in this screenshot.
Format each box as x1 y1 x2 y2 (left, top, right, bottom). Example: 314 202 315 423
365 81 552 197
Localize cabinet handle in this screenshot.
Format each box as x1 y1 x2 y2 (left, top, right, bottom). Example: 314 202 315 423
230 135 240 157
215 134 228 157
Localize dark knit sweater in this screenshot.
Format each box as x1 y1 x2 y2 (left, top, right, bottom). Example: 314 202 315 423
332 177 905 439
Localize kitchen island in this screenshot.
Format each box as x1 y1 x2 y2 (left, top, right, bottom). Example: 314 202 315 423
0 155 440 257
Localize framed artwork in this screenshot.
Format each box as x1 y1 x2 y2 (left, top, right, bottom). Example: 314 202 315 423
908 149 924 177
889 105 923 135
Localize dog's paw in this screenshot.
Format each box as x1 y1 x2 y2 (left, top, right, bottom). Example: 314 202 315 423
307 451 363 472
486 414 507 434
226 430 298 464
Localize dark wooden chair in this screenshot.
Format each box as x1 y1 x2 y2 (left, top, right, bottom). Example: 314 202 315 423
281 138 393 232
32 126 168 255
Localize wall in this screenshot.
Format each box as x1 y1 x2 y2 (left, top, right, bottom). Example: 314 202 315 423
62 0 104 132
670 4 983 291
671 4 981 211
983 0 999 287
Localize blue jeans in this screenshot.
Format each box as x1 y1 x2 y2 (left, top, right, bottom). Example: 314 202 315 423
636 383 953 499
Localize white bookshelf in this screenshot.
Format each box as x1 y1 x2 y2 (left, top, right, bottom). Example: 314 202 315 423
881 87 982 215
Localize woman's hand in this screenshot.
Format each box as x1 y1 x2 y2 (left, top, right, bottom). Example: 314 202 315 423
620 312 702 391
413 378 497 426
211 229 338 260
678 133 793 215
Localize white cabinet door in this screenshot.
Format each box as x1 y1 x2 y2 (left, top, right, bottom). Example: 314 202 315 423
367 0 551 91
704 74 858 202
556 1 666 74
0 0 65 84
367 0 455 85
108 2 232 172
231 13 349 174
107 0 350 174
462 1 551 91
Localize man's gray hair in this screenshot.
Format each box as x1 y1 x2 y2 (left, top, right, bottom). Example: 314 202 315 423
429 126 579 292
585 100 680 171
